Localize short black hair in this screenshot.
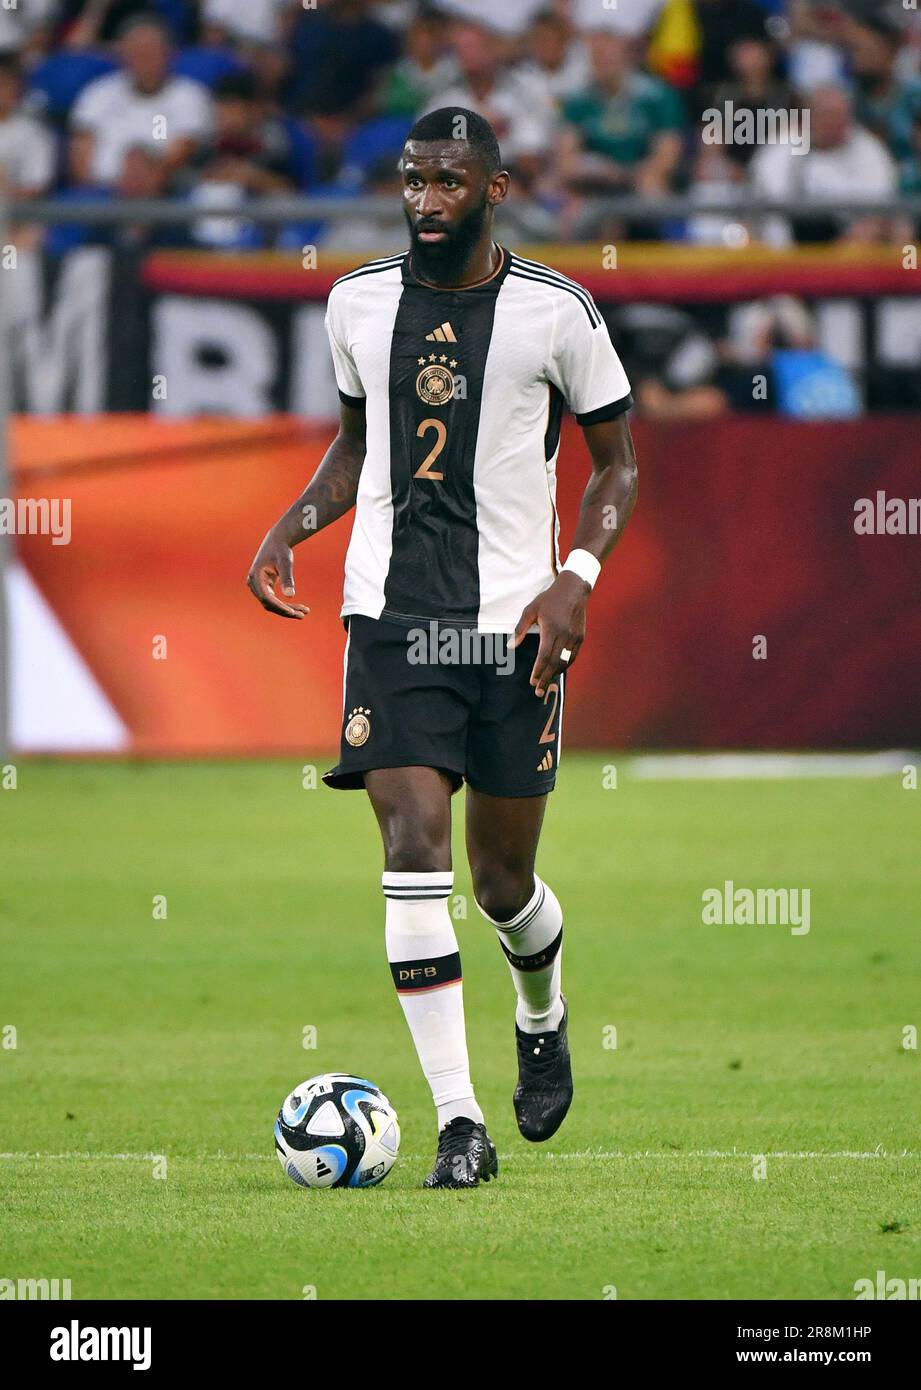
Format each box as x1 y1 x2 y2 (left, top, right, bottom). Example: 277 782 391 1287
531 8 567 29
214 71 259 103
406 107 502 174
845 1 903 45
117 11 172 42
0 52 23 84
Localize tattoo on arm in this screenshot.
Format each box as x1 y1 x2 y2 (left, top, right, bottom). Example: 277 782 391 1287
274 410 366 545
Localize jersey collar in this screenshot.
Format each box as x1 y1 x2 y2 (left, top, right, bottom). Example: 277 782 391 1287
402 243 511 293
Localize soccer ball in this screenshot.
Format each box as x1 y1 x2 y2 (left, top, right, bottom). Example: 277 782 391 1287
274 1073 400 1189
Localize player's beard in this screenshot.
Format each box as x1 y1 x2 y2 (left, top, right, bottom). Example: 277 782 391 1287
406 196 490 286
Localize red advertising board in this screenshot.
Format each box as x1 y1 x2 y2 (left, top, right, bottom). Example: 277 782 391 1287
11 414 921 753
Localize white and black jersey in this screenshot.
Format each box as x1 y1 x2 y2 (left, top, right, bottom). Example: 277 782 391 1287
325 246 632 633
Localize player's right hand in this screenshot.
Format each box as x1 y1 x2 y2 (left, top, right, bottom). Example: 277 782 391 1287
246 529 310 620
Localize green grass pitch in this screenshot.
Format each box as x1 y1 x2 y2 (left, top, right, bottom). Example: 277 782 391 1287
1 757 919 1300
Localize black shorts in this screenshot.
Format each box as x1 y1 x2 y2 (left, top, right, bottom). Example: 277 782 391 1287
323 614 565 798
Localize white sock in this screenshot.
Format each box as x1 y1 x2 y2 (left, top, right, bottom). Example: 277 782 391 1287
477 876 564 1033
383 871 484 1131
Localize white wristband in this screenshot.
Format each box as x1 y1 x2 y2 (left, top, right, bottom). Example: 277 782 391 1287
561 548 601 590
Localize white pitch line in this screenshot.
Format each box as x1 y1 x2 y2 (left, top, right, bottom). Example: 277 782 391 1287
0 1152 166 1161
627 751 915 781
503 1150 920 1161
1 1149 918 1163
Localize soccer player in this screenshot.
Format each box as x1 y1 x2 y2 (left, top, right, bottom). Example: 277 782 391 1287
247 108 637 1189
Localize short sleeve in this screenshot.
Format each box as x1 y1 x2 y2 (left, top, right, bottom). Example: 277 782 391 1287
548 289 632 425
70 76 110 132
325 287 365 406
171 80 213 140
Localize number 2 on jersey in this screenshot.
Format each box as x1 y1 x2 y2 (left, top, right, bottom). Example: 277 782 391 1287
414 418 446 480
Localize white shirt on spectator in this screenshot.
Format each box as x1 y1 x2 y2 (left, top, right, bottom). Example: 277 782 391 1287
203 0 289 46
432 0 546 38
71 71 212 185
0 0 55 53
571 0 665 38
0 111 55 193
749 126 898 247
519 40 592 105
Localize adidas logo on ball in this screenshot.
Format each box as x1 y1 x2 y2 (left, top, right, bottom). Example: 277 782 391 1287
275 1073 400 1190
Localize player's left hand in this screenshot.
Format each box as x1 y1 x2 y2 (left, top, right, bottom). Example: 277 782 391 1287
511 571 590 697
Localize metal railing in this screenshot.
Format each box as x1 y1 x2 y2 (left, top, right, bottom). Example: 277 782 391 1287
7 192 921 231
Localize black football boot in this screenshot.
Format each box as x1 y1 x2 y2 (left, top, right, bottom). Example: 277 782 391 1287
423 1117 499 1189
513 997 573 1141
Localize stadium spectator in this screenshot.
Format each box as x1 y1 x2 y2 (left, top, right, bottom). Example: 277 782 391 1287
191 71 312 196
621 292 862 420
570 0 667 41
44 142 194 253
287 0 400 118
244 42 292 112
608 303 732 421
58 0 190 49
722 294 862 419
710 26 799 167
518 9 591 105
749 84 899 246
418 19 555 190
843 10 921 165
200 0 290 50
0 0 57 60
0 0 914 257
68 13 212 187
784 0 849 92
0 53 56 199
434 0 554 39
692 0 778 100
109 142 192 245
381 9 459 118
557 30 685 197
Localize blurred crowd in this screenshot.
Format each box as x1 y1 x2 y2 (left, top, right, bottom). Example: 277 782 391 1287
0 0 919 252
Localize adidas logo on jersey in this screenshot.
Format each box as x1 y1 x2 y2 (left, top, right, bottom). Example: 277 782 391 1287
537 751 554 773
425 322 457 342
